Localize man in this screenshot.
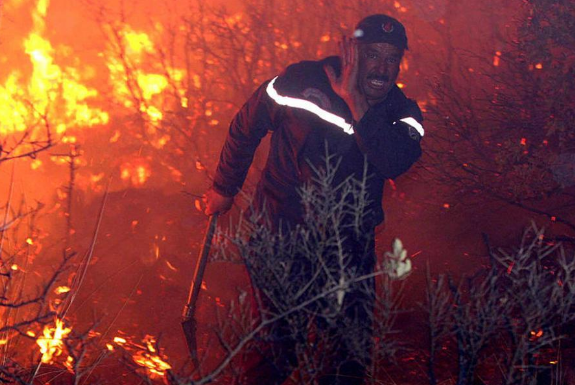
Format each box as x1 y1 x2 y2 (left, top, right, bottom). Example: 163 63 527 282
204 14 423 385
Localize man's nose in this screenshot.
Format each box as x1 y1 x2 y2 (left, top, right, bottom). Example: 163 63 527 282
374 61 389 74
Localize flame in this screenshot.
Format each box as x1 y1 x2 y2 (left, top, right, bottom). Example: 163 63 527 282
113 336 127 344
64 356 74 373
0 0 108 140
152 243 160 260
132 336 172 377
165 260 178 271
120 161 151 186
36 318 72 364
54 286 71 294
105 25 182 127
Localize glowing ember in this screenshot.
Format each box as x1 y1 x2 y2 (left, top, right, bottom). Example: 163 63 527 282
54 286 71 295
113 336 127 344
36 318 72 364
165 260 178 271
64 356 74 373
120 161 152 186
132 336 172 377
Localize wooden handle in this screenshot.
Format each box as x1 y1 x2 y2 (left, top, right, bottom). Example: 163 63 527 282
183 213 218 319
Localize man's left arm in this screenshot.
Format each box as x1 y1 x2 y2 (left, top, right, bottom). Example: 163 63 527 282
353 96 423 179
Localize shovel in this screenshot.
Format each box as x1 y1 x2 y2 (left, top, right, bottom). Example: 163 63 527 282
181 213 218 367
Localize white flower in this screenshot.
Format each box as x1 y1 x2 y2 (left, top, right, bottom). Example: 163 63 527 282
384 238 412 280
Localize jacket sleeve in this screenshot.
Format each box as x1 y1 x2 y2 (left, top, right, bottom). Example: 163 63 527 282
212 80 278 197
352 88 424 180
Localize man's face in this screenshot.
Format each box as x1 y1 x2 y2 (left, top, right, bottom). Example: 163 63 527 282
357 42 402 105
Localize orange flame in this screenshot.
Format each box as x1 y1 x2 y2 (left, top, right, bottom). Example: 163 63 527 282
54 286 71 295
36 318 72 364
64 356 74 373
530 329 543 339
120 161 152 186
0 0 108 139
131 336 172 377
105 25 182 127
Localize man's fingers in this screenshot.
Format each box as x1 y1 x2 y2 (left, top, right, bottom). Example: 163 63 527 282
346 36 354 66
341 36 349 66
324 64 337 85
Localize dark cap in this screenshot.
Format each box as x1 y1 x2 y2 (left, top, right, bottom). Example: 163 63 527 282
353 14 408 50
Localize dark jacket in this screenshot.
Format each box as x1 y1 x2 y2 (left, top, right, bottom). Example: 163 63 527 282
212 56 423 229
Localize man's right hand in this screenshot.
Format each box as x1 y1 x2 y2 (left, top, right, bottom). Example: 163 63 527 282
203 188 234 215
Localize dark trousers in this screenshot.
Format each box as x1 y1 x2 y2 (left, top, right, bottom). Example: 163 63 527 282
241 233 375 385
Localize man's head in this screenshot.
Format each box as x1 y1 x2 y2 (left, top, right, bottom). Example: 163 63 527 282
353 14 408 105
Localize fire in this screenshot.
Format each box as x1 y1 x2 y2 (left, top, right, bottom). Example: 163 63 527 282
105 25 182 126
493 51 502 67
0 0 108 139
64 356 74 373
112 334 172 378
132 336 172 377
54 286 71 294
120 161 152 186
113 336 127 344
36 318 72 364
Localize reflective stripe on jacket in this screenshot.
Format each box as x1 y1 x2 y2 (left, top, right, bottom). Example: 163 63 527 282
212 56 423 228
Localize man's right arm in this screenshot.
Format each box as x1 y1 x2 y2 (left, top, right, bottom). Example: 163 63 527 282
206 80 278 214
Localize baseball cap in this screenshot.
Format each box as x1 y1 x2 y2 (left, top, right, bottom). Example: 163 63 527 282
353 14 409 50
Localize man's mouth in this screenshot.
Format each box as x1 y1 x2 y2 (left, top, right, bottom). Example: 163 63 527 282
367 76 389 90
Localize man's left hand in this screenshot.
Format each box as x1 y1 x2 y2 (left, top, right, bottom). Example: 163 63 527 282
324 36 370 122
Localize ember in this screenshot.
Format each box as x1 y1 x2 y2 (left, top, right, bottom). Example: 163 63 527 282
132 336 172 378
54 286 71 294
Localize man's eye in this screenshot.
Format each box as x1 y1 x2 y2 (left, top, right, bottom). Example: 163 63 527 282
387 57 399 64
366 53 378 59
